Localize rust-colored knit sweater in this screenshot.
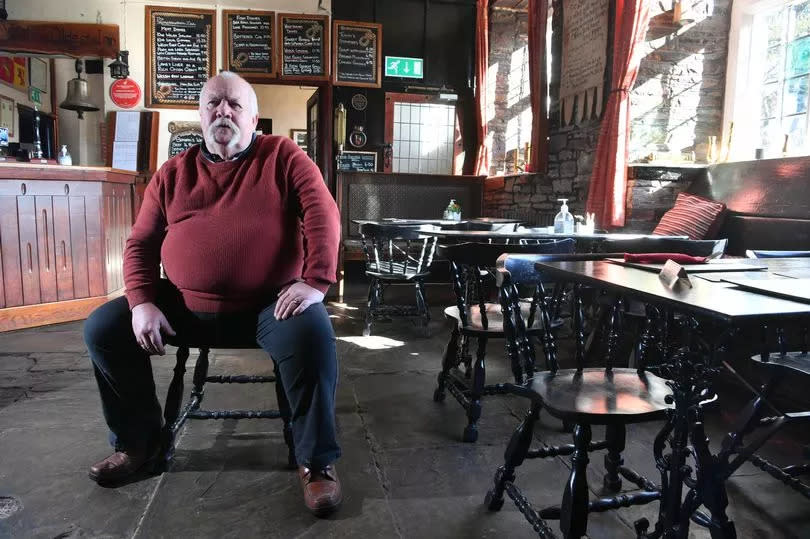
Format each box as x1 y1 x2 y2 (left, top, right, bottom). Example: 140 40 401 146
124 135 340 312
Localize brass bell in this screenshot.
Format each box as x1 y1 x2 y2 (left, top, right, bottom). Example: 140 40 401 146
59 59 99 120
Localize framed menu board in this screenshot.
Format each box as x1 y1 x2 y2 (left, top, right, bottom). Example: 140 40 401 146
224 10 275 79
332 20 382 88
277 13 329 82
145 6 216 109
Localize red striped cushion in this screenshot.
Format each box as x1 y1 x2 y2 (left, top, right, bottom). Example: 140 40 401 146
653 192 726 240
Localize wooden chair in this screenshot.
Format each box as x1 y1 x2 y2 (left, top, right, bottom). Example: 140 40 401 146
485 253 671 538
160 339 296 470
359 223 439 337
432 239 576 442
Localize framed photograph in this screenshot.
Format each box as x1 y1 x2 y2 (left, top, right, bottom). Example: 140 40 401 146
290 129 307 150
12 57 27 90
29 58 48 92
0 95 14 137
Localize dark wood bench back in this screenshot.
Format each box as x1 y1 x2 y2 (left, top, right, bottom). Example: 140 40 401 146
685 157 810 255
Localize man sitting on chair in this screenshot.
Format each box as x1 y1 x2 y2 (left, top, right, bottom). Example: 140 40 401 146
83 71 343 517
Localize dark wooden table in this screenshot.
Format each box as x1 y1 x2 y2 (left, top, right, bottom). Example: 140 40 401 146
532 258 810 538
420 228 688 242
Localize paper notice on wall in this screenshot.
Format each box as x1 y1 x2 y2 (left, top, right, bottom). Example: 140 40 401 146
560 0 608 126
112 140 138 171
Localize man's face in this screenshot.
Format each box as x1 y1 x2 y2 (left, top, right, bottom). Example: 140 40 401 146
199 76 258 154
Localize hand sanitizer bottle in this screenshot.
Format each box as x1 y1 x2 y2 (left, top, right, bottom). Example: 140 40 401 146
554 198 574 233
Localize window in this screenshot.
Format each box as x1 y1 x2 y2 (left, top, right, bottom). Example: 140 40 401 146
725 0 810 159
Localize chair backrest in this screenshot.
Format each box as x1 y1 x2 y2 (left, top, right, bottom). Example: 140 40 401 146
599 237 727 257
359 223 438 276
439 239 576 331
746 249 810 258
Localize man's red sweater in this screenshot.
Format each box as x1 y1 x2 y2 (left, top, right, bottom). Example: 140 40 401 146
124 135 341 312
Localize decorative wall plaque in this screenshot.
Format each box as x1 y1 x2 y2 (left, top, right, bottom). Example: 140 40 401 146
168 120 204 157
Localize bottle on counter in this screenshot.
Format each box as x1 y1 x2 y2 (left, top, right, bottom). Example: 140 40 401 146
58 145 72 166
444 199 462 221
554 198 574 234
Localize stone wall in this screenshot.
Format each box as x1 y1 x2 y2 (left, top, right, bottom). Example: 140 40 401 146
483 0 731 230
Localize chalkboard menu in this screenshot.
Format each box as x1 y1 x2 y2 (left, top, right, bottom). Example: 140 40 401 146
168 121 204 158
146 6 216 109
224 10 275 78
332 20 382 88
337 151 377 172
277 13 329 81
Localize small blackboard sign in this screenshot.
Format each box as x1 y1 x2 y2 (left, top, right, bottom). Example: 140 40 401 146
224 10 275 78
146 6 217 109
278 13 329 81
332 20 382 88
167 121 204 158
337 151 377 172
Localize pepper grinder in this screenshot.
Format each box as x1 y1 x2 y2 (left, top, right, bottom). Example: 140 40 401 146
32 107 43 159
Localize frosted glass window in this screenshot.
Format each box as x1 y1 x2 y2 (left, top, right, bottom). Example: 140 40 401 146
392 101 457 174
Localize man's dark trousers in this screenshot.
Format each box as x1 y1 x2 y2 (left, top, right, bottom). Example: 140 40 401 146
83 280 341 470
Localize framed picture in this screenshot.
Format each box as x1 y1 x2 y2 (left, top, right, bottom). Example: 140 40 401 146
12 57 27 90
290 128 307 150
0 95 14 137
29 58 48 92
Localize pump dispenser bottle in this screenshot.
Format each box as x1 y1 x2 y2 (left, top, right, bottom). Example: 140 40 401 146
554 198 575 233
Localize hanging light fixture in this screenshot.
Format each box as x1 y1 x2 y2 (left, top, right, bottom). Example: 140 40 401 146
60 59 100 120
108 50 129 79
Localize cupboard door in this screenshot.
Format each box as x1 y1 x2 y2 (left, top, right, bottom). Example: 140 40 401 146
86 195 104 297
0 196 21 307
52 196 75 301
69 196 90 298
17 195 41 305
35 196 57 303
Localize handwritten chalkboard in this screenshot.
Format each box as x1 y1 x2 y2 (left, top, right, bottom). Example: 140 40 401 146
224 10 275 78
332 20 382 88
337 151 377 172
146 6 217 109
278 13 329 81
167 121 203 158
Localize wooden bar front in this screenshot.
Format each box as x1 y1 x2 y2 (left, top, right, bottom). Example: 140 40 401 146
0 164 140 331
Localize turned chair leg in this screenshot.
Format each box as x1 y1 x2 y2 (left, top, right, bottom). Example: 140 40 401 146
415 278 430 336
463 336 487 443
363 277 379 337
603 423 626 492
433 326 459 402
560 423 592 539
486 401 542 510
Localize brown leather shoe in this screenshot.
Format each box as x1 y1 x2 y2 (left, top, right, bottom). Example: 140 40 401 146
299 465 343 517
88 448 158 485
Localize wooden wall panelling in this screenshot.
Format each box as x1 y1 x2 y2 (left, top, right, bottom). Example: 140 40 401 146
16 195 41 305
86 193 105 298
103 182 129 294
0 196 21 307
69 194 90 298
52 195 75 301
35 195 57 303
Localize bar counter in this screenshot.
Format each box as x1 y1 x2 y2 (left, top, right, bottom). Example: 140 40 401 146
0 163 146 331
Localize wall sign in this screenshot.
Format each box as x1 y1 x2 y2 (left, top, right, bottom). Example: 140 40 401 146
337 150 377 172
145 6 217 109
0 21 119 58
560 0 608 126
278 13 329 82
168 121 204 158
224 10 275 79
332 20 382 88
384 56 423 79
349 126 367 148
109 78 141 109
351 93 367 111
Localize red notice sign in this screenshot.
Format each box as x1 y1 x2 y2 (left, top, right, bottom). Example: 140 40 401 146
109 78 141 109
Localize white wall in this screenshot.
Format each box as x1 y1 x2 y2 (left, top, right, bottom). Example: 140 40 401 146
6 0 332 166
255 84 316 141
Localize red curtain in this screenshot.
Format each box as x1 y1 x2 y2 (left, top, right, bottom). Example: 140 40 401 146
473 0 490 176
527 0 549 173
585 0 651 228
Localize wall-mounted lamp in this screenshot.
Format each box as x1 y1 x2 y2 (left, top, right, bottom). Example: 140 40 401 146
108 50 129 79
59 59 99 119
334 102 347 153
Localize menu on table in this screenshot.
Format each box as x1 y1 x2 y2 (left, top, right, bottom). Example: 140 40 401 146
224 10 275 78
146 6 216 108
277 13 329 81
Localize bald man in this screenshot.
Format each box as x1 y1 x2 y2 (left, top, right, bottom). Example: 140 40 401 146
83 72 343 517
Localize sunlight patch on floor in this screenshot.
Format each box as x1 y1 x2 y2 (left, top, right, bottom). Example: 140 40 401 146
337 335 405 350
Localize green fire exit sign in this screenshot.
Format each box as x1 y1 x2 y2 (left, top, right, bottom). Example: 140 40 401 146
385 56 424 79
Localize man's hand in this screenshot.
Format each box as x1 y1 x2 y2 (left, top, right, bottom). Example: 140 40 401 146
131 302 176 355
274 281 324 320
